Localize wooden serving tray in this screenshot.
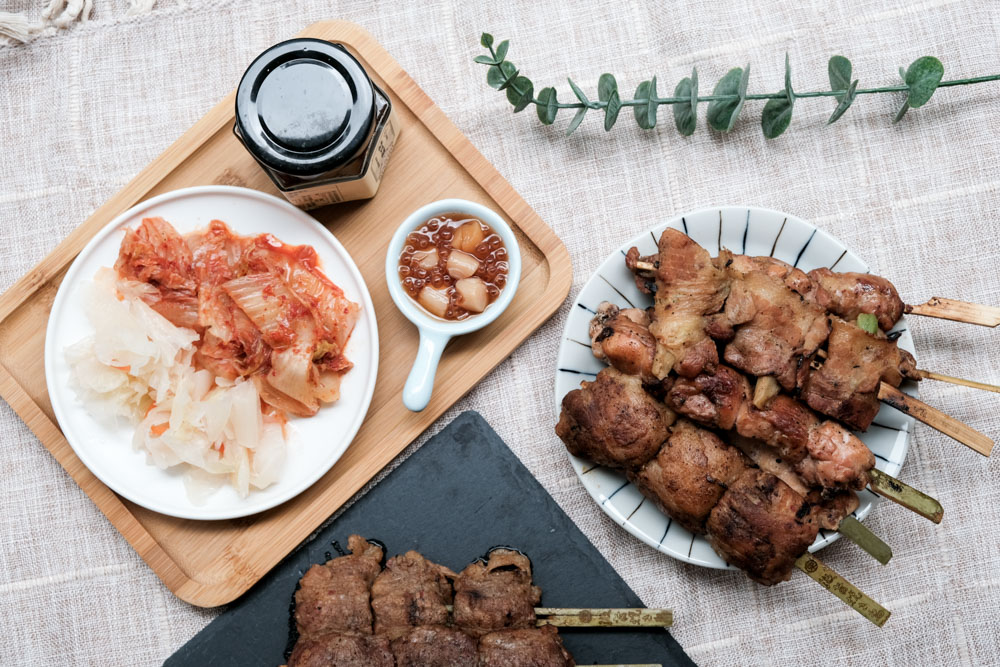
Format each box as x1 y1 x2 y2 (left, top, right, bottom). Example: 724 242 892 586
0 20 570 607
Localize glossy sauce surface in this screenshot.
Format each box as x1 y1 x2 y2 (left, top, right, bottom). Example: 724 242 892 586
398 214 508 320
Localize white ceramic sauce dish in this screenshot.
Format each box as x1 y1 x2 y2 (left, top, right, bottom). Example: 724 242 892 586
385 198 522 411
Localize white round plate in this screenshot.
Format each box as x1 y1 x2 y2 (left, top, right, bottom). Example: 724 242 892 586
554 206 917 569
45 186 379 520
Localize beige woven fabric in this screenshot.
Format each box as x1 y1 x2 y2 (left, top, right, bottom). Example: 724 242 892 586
2 1 1000 664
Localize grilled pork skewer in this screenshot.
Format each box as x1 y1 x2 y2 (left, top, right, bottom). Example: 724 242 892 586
591 303 943 523
626 230 994 455
555 375 890 624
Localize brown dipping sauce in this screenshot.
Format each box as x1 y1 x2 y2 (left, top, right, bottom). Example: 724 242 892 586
398 214 508 320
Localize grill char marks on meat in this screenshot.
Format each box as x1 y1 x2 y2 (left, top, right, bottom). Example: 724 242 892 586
294 535 384 638
630 419 748 534
587 304 875 491
589 303 660 385
707 469 820 586
807 268 904 332
478 626 576 667
453 549 541 637
632 229 731 379
556 367 675 470
721 267 831 390
803 317 918 430
390 625 478 666
287 633 393 667
371 550 456 640
667 366 873 490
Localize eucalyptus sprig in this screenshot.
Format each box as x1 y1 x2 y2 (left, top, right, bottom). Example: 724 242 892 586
475 33 1000 138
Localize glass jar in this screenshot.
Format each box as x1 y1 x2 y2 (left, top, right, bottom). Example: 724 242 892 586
234 38 400 209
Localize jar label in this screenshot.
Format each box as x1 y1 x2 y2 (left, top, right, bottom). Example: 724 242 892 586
282 106 401 210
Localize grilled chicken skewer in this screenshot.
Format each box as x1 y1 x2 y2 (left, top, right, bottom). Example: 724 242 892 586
555 371 891 625
626 230 994 455
591 303 942 523
631 256 1000 328
288 535 673 667
631 250 1000 394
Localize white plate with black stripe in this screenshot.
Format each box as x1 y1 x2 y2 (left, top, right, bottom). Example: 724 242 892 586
553 206 917 569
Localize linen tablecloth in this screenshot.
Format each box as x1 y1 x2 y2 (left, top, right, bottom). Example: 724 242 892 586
2 1 999 665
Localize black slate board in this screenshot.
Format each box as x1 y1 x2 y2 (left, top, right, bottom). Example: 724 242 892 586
166 411 695 666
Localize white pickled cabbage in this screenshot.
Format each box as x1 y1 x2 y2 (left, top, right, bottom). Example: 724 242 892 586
67 270 287 503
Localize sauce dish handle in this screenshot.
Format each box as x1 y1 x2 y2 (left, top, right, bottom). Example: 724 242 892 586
403 329 451 412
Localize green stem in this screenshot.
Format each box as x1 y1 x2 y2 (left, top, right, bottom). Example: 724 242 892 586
530 73 1000 109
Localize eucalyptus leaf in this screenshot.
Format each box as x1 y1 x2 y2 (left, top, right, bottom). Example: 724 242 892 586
605 90 622 130
568 77 590 106
497 65 520 91
707 67 745 132
827 79 858 124
487 61 517 89
761 93 793 138
493 40 510 64
899 66 907 80
473 55 497 65
598 73 618 103
536 87 558 124
784 53 794 102
480 33 494 48
673 77 697 136
633 80 655 129
506 76 534 112
905 56 944 107
893 100 910 124
646 76 658 129
598 73 621 131
566 107 587 135
828 55 852 100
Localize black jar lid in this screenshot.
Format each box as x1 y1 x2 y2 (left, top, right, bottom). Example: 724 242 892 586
235 38 375 176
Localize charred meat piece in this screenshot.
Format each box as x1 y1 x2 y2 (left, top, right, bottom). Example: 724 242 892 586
721 269 830 390
707 469 819 585
640 229 731 379
729 255 832 309
734 395 814 465
556 367 675 470
667 365 748 432
808 268 904 332
803 317 918 431
371 550 456 640
807 489 861 531
630 420 747 534
295 535 384 638
453 549 541 637
287 633 393 667
589 303 660 385
796 421 874 491
477 627 576 667
389 625 478 667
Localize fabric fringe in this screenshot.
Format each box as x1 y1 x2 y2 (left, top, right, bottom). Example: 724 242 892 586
0 0 156 45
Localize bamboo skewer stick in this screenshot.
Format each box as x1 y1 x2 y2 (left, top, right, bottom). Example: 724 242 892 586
442 606 673 629
794 553 891 627
905 297 1000 327
836 516 893 565
534 607 673 628
910 369 1000 394
868 468 944 523
877 383 994 456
